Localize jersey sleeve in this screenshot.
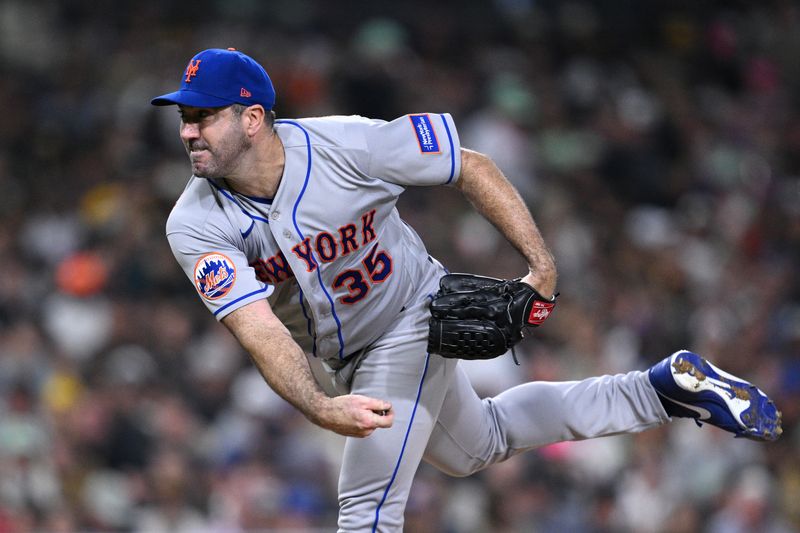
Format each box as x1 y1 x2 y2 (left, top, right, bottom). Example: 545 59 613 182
167 228 274 321
357 113 462 187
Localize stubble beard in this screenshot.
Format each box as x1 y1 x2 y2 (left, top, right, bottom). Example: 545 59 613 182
190 127 251 179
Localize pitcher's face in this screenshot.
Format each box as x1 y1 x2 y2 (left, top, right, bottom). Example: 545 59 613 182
178 106 250 179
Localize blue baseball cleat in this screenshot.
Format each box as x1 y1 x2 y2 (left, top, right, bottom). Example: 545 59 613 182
648 350 782 441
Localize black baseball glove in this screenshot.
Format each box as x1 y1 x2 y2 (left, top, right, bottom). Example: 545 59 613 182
427 274 557 363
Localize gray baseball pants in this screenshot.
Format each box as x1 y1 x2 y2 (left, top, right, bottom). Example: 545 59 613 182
327 294 670 532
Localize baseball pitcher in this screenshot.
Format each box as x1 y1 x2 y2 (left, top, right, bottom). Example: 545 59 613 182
151 48 782 532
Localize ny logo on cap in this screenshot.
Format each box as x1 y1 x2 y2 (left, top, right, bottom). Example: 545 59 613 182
184 59 202 82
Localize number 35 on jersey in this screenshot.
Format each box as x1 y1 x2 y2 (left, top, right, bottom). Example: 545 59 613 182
250 208 394 305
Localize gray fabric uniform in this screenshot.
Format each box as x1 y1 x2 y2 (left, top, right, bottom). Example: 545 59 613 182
166 113 670 532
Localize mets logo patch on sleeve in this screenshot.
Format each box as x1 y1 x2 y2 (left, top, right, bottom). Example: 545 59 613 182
409 114 441 154
194 253 236 300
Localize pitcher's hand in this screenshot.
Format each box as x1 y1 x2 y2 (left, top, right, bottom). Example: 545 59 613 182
313 394 394 437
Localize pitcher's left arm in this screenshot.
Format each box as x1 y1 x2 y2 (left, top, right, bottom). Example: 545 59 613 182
455 148 557 298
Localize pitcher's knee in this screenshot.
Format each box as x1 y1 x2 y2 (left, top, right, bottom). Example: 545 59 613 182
426 447 512 477
427 457 481 477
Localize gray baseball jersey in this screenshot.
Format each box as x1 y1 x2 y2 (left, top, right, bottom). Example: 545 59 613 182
167 113 460 362
165 112 669 532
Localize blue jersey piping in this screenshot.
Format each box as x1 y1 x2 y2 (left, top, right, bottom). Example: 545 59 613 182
372 353 431 531
277 119 347 359
213 286 271 317
439 114 456 184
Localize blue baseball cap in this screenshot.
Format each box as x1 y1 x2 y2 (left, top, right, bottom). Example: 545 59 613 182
151 48 275 109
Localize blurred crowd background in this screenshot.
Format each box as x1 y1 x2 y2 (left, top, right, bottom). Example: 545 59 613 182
1 0 799 531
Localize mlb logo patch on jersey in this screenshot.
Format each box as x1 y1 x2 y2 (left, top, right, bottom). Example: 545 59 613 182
409 114 441 154
194 253 236 300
